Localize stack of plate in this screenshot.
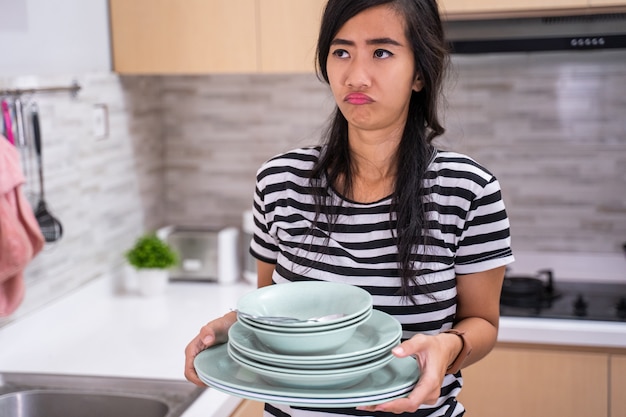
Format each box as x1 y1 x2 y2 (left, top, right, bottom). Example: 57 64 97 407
194 281 421 407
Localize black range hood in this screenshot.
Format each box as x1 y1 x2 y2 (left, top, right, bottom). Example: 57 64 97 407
444 13 626 54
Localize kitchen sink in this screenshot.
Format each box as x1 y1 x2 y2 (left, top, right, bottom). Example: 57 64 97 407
0 390 169 417
0 372 205 417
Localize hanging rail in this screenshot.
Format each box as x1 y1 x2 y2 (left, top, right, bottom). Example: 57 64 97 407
0 80 81 98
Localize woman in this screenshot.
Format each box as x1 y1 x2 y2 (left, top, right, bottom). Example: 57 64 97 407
184 0 514 415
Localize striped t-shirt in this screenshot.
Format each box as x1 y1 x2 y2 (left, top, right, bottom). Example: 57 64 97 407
249 147 514 417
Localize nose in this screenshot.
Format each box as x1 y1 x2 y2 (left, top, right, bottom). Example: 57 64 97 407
345 55 371 89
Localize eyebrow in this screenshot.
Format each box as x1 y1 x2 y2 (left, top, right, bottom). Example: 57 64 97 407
331 37 403 47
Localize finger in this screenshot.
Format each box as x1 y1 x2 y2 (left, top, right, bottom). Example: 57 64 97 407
184 336 208 386
198 322 218 345
358 386 435 414
358 361 442 413
184 331 217 384
214 312 238 341
184 314 236 386
357 396 420 414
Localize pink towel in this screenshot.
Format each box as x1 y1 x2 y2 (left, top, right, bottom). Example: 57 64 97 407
0 135 45 316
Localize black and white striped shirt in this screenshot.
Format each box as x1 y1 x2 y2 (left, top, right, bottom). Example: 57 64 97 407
250 147 514 417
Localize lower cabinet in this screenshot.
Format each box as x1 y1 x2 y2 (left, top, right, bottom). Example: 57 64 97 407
457 343 614 417
230 399 264 417
611 354 626 417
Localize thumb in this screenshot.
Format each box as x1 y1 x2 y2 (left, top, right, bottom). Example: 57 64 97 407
391 341 412 358
391 333 429 358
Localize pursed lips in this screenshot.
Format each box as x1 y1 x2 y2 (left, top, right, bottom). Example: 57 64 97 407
344 93 374 105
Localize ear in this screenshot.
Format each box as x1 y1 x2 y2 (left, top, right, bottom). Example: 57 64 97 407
412 75 424 92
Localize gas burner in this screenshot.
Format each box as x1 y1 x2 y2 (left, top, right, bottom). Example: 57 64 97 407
500 269 560 310
500 272 626 322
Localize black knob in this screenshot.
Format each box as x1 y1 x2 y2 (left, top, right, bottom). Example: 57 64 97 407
616 298 626 320
573 294 588 317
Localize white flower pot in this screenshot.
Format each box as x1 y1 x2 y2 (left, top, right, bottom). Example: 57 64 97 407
136 268 169 296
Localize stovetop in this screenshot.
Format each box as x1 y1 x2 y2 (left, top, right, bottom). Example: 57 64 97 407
500 274 626 322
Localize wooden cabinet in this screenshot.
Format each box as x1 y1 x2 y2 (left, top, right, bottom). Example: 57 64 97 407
457 343 610 417
109 0 325 74
258 0 326 73
109 0 258 74
230 399 264 417
589 0 626 5
110 0 626 73
610 354 626 417
440 0 587 15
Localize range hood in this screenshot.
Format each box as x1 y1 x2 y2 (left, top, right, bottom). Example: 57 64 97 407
444 13 626 54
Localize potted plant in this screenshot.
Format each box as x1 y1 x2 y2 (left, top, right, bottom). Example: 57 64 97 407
125 233 178 296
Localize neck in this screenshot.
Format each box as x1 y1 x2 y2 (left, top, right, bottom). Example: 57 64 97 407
348 125 401 178
339 126 401 203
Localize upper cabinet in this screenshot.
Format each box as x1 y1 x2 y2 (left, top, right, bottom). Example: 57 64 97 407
439 0 626 19
109 0 258 74
109 0 325 74
110 0 626 74
440 0 586 15
258 0 326 73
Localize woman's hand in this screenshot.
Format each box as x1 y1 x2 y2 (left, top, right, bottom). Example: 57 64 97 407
357 266 505 413
185 261 273 386
356 332 462 414
184 311 237 386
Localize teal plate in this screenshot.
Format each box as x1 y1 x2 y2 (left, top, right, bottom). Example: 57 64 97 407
202 377 415 408
194 342 419 406
228 309 402 365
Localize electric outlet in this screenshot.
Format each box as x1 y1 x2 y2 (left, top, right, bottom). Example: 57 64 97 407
93 104 108 139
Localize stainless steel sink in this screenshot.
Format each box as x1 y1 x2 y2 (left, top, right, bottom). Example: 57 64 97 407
0 372 205 417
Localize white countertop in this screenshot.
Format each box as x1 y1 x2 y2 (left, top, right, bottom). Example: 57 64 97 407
1 273 625 416
0 276 257 417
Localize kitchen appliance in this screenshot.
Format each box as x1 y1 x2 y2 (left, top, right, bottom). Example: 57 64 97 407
157 225 239 284
241 210 256 285
445 13 626 53
500 269 626 322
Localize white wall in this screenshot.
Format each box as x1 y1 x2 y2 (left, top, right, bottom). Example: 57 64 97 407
0 0 111 76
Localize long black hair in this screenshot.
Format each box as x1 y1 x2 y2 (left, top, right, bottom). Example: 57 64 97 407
310 0 449 301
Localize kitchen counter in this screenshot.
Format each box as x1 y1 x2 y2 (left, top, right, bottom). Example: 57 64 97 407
0 275 257 417
1 274 625 416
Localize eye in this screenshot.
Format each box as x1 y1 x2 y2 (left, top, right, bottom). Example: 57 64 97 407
373 49 393 59
331 49 350 59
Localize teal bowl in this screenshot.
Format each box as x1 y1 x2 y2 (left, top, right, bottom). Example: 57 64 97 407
236 281 372 329
237 314 360 355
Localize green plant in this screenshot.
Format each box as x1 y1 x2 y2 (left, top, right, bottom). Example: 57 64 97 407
125 234 178 269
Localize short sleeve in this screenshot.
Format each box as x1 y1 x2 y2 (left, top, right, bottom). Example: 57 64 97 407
454 176 514 275
249 164 279 264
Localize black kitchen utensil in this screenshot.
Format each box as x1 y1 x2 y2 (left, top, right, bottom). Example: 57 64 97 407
501 269 558 309
31 106 63 242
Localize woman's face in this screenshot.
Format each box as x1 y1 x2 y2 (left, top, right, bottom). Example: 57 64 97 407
326 4 423 136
